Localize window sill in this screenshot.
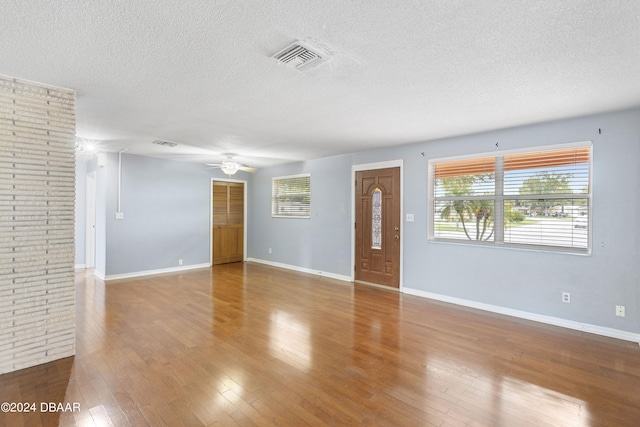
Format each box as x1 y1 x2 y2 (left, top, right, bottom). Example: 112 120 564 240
427 238 592 256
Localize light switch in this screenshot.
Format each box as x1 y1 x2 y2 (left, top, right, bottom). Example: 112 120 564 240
406 214 414 222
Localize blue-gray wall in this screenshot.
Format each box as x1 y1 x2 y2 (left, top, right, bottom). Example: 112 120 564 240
248 108 640 334
248 155 353 276
101 153 233 276
76 108 640 335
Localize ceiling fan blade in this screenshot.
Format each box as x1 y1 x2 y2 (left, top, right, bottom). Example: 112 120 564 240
205 163 223 167
238 165 257 173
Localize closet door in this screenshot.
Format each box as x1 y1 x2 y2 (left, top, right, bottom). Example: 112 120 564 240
212 181 244 265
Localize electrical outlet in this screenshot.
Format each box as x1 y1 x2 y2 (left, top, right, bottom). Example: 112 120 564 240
268 248 272 254
562 292 571 303
178 259 183 266
115 212 124 220
616 305 625 317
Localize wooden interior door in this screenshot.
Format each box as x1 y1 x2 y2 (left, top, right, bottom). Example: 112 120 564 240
212 181 244 265
355 167 401 288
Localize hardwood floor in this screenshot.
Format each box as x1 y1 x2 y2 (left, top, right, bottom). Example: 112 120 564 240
1 262 639 426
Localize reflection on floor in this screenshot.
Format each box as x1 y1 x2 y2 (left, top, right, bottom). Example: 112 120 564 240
1 262 639 426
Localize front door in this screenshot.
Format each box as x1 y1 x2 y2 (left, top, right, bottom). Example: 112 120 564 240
212 181 244 265
355 167 401 288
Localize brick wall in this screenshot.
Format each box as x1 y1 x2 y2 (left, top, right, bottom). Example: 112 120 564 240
0 75 76 374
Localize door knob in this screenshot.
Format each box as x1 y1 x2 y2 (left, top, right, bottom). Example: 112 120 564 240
394 235 399 240
394 226 399 231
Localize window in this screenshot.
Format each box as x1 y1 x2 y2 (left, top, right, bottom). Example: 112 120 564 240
429 143 591 253
272 174 311 218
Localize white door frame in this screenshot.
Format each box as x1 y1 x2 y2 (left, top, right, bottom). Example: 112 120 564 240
85 171 96 269
210 178 248 265
351 160 404 290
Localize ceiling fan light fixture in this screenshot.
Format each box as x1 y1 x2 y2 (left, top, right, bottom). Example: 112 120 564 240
206 155 257 175
75 138 99 159
220 161 239 176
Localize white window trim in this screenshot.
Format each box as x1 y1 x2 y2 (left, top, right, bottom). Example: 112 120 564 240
271 173 311 219
428 141 593 255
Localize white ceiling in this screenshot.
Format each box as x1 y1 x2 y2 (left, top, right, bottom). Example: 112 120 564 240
2 1 640 168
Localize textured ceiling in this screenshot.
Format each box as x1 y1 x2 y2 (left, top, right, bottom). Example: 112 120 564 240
2 1 640 168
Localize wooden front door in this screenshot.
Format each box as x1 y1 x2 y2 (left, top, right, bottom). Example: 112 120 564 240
212 181 244 265
355 167 401 288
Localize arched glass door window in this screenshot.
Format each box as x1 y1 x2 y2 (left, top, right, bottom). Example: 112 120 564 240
372 188 382 249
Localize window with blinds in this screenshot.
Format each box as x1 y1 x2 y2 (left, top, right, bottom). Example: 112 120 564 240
271 174 311 218
429 144 591 253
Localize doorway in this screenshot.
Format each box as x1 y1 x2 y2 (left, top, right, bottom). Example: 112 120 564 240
85 171 96 269
353 163 402 289
212 180 246 265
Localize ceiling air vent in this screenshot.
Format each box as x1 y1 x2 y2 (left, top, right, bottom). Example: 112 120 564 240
152 140 178 147
272 41 330 71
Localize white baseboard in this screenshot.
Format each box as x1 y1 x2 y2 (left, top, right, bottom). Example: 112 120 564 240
103 263 211 281
247 258 352 283
94 270 105 280
75 264 86 270
403 287 640 345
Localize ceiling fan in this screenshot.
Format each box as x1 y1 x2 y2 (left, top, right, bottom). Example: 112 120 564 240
206 155 257 176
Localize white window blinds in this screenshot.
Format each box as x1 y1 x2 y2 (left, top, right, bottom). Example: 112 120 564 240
271 174 311 218
504 147 590 195
430 144 592 253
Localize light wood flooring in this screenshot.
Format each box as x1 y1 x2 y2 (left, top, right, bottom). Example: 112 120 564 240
1 262 639 426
